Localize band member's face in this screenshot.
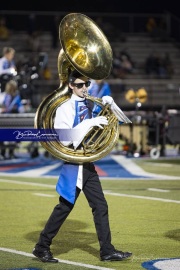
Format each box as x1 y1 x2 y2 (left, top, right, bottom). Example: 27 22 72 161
69 77 91 98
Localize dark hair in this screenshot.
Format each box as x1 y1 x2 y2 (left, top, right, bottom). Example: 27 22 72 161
69 70 85 83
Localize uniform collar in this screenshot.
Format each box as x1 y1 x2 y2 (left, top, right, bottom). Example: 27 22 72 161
71 94 85 102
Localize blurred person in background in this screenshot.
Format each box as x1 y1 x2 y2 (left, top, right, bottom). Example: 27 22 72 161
0 47 17 92
88 79 111 98
111 49 134 79
1 79 24 113
88 79 112 115
0 80 24 159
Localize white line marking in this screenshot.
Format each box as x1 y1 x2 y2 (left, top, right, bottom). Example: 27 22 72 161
154 258 180 270
0 179 179 204
16 162 62 176
33 193 56 197
0 247 115 270
101 177 180 180
103 191 180 204
148 188 169 192
111 155 180 180
1 155 180 180
0 178 55 188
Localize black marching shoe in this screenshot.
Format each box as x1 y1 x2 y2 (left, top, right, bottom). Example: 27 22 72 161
32 248 58 263
101 249 132 261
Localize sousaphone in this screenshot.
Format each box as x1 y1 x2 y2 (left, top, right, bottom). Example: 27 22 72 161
34 13 120 163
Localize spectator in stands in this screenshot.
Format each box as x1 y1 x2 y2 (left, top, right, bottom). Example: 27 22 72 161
88 79 111 98
42 64 52 80
26 31 42 52
146 16 169 42
162 52 174 78
88 79 112 115
157 55 168 79
0 47 17 92
0 47 16 76
111 49 134 79
146 17 159 39
1 79 24 113
146 17 157 33
0 80 24 159
111 50 123 78
0 16 10 41
145 51 174 79
120 49 134 70
120 54 134 74
144 51 160 77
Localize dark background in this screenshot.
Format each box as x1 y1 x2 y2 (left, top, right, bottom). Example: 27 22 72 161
0 1 180 17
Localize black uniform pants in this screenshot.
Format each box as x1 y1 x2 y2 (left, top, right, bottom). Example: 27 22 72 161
35 162 115 256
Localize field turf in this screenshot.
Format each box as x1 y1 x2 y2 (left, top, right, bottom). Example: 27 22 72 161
0 157 180 270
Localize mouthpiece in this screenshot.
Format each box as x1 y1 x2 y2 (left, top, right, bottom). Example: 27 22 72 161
82 90 88 97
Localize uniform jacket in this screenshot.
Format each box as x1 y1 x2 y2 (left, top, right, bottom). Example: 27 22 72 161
54 94 95 204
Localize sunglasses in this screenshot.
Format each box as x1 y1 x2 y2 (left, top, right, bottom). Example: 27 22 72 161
72 81 91 89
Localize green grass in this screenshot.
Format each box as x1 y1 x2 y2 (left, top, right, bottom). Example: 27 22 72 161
133 157 180 177
0 157 180 270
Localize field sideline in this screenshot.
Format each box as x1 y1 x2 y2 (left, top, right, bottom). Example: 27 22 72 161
0 157 180 270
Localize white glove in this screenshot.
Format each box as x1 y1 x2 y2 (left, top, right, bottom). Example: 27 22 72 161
102 95 132 123
72 116 108 149
102 95 114 105
111 102 132 123
89 116 108 129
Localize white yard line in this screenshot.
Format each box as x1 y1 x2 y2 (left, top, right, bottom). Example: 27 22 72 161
148 188 169 192
0 247 115 270
104 191 180 204
0 178 55 188
0 179 179 204
33 192 56 197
